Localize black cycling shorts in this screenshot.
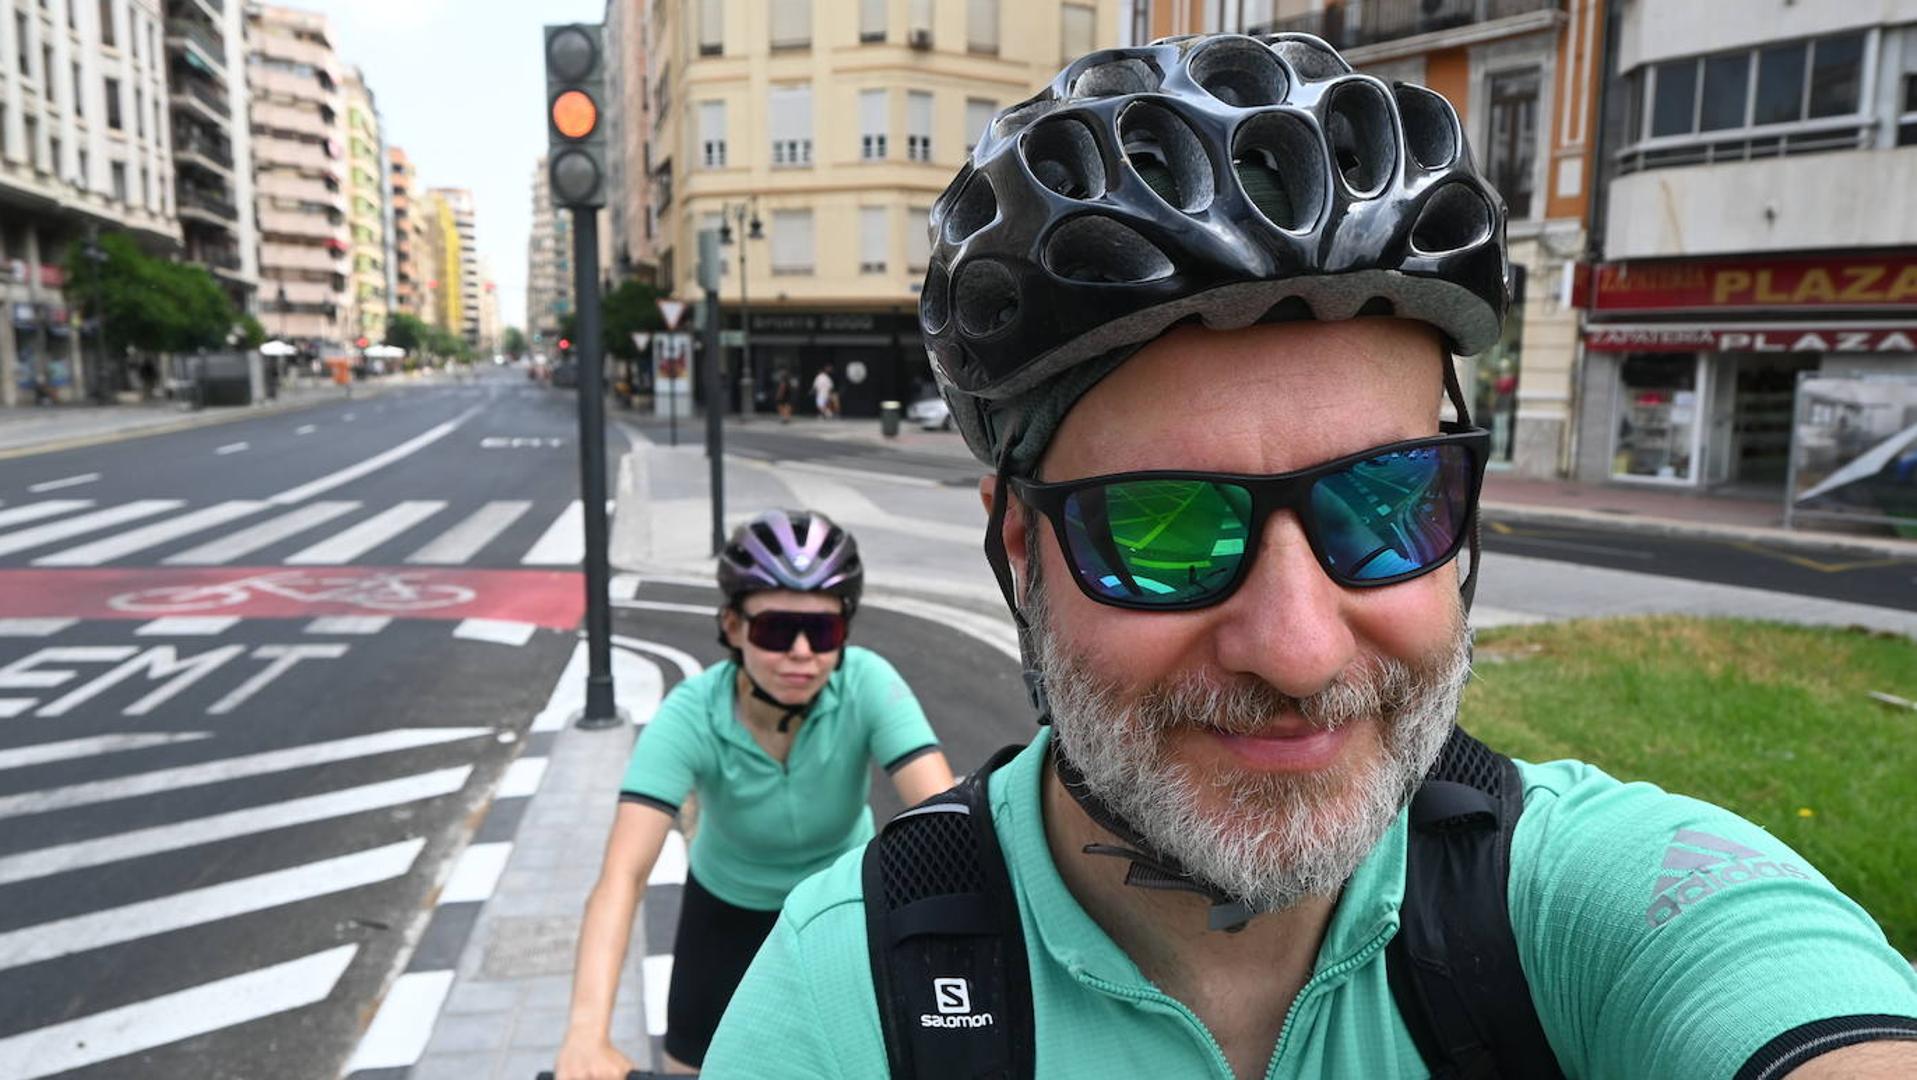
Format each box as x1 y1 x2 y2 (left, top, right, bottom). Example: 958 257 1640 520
662 870 781 1067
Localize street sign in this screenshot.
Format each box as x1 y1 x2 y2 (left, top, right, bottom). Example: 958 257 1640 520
631 332 651 353
656 298 687 330
720 329 745 348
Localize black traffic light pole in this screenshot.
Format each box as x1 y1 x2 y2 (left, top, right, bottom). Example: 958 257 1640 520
571 208 620 729
701 229 727 556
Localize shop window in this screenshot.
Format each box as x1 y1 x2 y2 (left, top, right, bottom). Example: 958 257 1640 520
1485 68 1539 219
1613 353 1702 483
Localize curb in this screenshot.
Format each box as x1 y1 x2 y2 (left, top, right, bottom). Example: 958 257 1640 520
0 381 405 462
1479 500 1917 561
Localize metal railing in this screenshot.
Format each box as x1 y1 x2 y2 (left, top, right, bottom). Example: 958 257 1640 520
170 72 231 117
176 137 235 169
165 17 228 68
1263 0 1561 51
177 188 240 220
1614 118 1877 175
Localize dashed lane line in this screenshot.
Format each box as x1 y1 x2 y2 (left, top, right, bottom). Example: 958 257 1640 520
266 407 479 506
25 474 100 493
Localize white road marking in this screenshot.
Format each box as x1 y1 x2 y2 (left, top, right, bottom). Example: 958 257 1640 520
26 474 100 493
0 500 183 558
283 501 446 564
33 644 247 717
405 499 531 564
436 841 512 904
303 615 393 635
495 756 548 798
616 599 717 617
452 618 536 647
0 840 424 971
0 500 93 529
163 501 360 564
741 458 980 544
609 573 642 600
774 458 943 488
0 732 212 772
519 499 584 565
0 699 36 718
201 643 343 715
215 441 250 455
134 616 242 637
344 412 356 421
642 954 673 1036
649 830 688 886
266 408 478 505
295 424 317 435
33 501 268 566
0 945 358 1080
860 595 1022 664
0 766 472 887
0 727 490 820
611 633 704 684
343 970 455 1072
531 640 673 733
0 618 79 637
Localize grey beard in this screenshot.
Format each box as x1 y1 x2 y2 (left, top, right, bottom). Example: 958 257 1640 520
1031 580 1470 915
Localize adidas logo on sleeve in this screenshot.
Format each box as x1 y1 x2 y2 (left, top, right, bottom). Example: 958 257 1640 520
1644 827 1810 928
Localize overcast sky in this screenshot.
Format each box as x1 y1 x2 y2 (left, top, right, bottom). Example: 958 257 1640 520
297 0 605 330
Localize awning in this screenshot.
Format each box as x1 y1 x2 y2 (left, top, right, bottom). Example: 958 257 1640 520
1583 322 1917 354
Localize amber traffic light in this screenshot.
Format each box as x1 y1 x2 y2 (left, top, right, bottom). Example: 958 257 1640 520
551 90 597 139
545 24 608 208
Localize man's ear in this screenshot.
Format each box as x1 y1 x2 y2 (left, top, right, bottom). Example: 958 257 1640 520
980 474 1033 597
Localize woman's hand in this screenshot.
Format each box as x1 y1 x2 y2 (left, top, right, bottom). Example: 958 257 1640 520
554 1033 640 1080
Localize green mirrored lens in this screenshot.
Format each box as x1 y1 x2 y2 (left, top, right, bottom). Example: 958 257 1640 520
1062 479 1252 604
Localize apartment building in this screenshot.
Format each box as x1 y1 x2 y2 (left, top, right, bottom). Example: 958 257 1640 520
388 143 420 316
527 153 573 342
341 67 387 344
642 0 1118 416
2 0 179 404
248 2 346 351
604 0 656 278
1577 0 1917 507
167 0 258 314
425 185 477 346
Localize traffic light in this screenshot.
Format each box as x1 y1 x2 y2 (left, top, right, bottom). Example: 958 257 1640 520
544 24 608 209
558 337 572 353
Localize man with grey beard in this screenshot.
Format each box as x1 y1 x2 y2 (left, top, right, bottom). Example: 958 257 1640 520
703 32 1917 1080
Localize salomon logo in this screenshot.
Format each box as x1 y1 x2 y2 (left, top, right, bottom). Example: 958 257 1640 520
920 977 995 1029
1644 828 1809 928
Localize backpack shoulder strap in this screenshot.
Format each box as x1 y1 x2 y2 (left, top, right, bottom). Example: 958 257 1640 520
864 743 1033 1080
1386 727 1565 1080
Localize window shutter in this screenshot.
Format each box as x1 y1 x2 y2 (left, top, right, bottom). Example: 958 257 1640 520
860 207 887 271
1061 5 1094 62
769 84 814 165
699 100 727 167
860 89 888 158
771 0 812 48
861 0 886 40
772 209 814 273
968 0 998 52
699 0 722 51
907 90 933 161
966 98 995 152
906 207 931 270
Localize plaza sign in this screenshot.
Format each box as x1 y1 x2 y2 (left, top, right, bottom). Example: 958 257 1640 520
1583 325 1917 353
1591 255 1917 313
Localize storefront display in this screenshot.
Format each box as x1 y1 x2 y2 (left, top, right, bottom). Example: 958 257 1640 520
1612 353 1702 482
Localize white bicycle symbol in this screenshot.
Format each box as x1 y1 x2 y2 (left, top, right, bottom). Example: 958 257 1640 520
108 571 478 614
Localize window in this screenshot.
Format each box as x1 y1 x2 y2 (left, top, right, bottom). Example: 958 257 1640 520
1753 42 1807 125
860 89 887 159
699 100 726 167
965 97 995 153
907 90 932 162
906 207 931 271
110 160 126 201
1698 53 1748 132
72 62 82 117
1807 32 1864 119
861 0 885 43
699 0 722 55
51 135 62 175
1901 74 1917 147
105 77 121 130
77 147 89 186
770 0 810 49
15 12 27 75
909 0 933 43
1485 69 1538 219
1649 59 1696 137
770 209 814 274
769 84 813 166
1061 4 1095 63
99 0 114 47
133 85 141 135
860 206 887 273
968 0 998 54
1641 30 1868 146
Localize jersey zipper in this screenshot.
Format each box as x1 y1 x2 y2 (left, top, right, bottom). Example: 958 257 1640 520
1263 923 1396 1078
1075 970 1237 1079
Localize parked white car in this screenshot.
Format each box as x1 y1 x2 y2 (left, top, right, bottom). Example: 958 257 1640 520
906 394 953 431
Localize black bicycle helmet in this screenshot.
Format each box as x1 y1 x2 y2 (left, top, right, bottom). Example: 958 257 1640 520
717 509 864 615
922 31 1510 473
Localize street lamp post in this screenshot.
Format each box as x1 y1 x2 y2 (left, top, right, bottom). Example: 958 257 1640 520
719 199 761 419
276 286 290 381
82 227 109 403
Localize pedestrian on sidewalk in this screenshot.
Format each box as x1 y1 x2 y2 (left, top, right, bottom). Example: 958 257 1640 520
811 363 836 419
553 510 955 1078
773 368 796 424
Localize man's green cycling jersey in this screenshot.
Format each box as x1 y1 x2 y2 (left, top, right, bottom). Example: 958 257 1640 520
619 646 938 911
702 728 1917 1077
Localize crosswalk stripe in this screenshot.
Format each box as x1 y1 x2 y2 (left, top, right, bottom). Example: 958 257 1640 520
0 500 184 558
0 944 358 1079
436 841 512 904
0 618 79 637
496 756 548 798
32 501 269 566
0 499 93 529
452 618 536 647
284 501 446 564
642 954 673 1036
0 765 472 887
404 499 532 564
520 499 583 565
303 615 393 635
163 501 361 565
0 839 424 972
0 732 212 772
135 616 243 636
344 970 455 1072
0 727 490 820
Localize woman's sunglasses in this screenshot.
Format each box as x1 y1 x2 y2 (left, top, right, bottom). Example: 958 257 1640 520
1010 424 1488 611
742 610 849 653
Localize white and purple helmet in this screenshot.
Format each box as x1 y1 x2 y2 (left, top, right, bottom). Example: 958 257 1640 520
718 510 864 614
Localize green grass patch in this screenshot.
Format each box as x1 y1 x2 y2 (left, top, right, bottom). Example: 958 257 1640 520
1462 615 1917 955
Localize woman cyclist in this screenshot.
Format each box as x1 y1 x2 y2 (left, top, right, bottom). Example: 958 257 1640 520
554 510 955 1078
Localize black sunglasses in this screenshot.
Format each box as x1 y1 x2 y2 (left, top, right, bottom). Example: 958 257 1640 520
1010 424 1488 611
742 609 849 653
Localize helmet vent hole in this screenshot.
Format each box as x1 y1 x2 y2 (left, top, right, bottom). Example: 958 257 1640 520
920 262 952 333
1411 183 1494 255
1395 84 1458 170
1262 295 1316 324
1189 38 1289 108
994 94 1058 141
1043 216 1174 283
1326 80 1396 197
1231 111 1326 232
1355 296 1396 319
1267 35 1351 81
1071 57 1160 99
954 260 1021 338
944 174 999 244
1118 101 1215 214
1022 116 1107 200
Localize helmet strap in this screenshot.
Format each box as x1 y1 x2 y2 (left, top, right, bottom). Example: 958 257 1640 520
739 665 815 733
1442 360 1481 614
983 449 1054 725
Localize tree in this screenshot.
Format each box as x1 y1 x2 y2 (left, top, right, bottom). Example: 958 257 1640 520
602 278 665 360
385 313 427 353
64 234 237 355
237 314 266 350
502 326 528 357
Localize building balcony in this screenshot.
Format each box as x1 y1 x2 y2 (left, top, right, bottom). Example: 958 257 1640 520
260 243 345 273
1604 143 1917 259
178 185 241 224
169 73 231 126
1267 0 1562 57
165 17 228 76
255 136 336 173
175 137 235 177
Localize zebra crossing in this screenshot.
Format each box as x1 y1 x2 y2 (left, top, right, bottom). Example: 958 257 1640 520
0 495 609 569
